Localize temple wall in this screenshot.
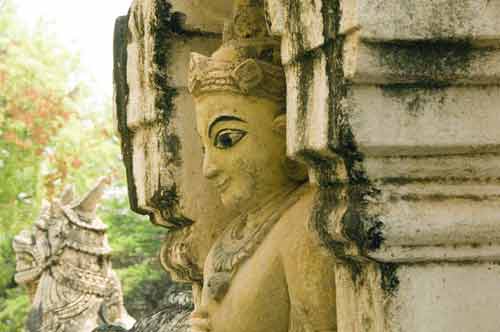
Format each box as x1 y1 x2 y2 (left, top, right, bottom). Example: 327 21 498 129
266 0 500 331
114 0 500 331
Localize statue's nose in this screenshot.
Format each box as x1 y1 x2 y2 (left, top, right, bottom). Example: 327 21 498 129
202 153 220 179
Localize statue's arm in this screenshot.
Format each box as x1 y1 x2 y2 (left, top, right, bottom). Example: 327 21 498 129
281 217 337 332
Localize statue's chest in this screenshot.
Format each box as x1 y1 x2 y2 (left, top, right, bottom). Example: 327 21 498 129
202 228 290 332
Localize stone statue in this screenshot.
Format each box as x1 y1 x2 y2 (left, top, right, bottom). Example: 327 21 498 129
13 177 135 332
187 1 339 331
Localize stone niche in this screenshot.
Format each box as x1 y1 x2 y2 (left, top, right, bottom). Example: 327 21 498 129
114 0 500 332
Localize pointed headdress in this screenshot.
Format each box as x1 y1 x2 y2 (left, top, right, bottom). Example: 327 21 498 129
188 0 285 104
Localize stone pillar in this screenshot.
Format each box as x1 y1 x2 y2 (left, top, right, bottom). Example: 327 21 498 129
266 0 500 331
113 0 235 286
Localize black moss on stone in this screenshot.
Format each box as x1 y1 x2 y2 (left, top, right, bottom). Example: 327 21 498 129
163 133 182 166
380 263 400 296
381 82 451 117
376 40 475 82
150 184 180 219
113 14 150 216
113 1 191 219
151 0 178 126
296 0 395 288
366 220 385 251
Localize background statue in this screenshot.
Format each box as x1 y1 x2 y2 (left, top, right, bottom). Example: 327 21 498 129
187 1 341 331
13 178 135 332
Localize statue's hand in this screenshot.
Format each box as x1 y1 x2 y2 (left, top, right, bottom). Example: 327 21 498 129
189 309 211 332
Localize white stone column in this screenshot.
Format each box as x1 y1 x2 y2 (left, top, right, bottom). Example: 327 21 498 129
266 0 500 331
114 0 224 227
113 0 235 285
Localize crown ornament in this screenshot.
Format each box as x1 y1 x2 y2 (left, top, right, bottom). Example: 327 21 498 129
188 0 285 103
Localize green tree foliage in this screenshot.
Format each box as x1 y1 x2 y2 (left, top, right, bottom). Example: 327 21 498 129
0 2 171 330
0 5 80 328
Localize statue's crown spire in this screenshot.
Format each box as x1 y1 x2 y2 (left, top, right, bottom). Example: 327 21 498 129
188 0 285 103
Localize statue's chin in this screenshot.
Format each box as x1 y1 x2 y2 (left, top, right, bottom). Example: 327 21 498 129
220 189 252 212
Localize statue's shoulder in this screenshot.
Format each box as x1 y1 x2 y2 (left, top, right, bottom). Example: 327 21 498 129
276 184 334 263
279 184 316 230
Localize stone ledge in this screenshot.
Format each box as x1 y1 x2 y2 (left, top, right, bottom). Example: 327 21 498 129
364 155 500 183
369 244 500 263
347 85 500 157
367 196 500 248
343 33 500 85
340 0 500 46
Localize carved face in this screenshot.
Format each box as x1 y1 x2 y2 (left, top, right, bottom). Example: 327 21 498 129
195 93 291 210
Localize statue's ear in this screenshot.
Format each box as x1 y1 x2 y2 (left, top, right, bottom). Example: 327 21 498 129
272 114 286 136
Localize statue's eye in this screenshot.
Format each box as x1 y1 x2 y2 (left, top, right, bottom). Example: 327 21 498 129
214 129 246 149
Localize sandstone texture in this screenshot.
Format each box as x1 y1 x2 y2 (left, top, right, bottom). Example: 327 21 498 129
112 0 500 331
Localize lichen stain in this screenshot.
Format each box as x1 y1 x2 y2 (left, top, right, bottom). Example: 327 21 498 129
377 41 475 80
366 220 384 251
289 2 388 291
151 0 179 125
150 185 179 220
296 54 313 148
163 132 182 166
375 39 482 116
380 263 400 296
114 14 151 217
381 83 450 117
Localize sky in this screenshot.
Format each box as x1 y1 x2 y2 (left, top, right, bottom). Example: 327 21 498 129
13 0 132 99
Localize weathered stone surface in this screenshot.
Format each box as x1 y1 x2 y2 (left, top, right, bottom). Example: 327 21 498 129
343 34 500 85
280 0 336 64
169 0 233 33
166 37 220 88
116 0 230 231
263 0 285 36
14 179 135 332
285 47 335 160
365 181 500 260
114 0 234 285
334 262 386 332
386 263 500 332
340 0 500 46
346 85 500 157
271 0 500 331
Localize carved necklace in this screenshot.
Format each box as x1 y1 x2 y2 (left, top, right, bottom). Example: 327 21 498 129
207 184 308 301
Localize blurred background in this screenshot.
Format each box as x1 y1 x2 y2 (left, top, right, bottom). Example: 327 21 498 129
0 1 182 330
